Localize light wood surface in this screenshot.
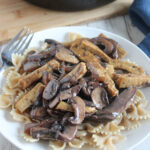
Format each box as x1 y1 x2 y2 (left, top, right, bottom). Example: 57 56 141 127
0 14 147 150
0 0 133 41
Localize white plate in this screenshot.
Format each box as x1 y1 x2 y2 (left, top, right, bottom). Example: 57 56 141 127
0 26 150 150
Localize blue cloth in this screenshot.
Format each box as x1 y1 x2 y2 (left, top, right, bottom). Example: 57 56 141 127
129 0 150 57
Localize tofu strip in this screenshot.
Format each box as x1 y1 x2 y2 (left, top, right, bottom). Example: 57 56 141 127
81 40 144 75
15 83 45 113
110 60 144 75
71 40 119 96
56 101 97 114
114 74 150 88
60 62 87 83
19 59 60 90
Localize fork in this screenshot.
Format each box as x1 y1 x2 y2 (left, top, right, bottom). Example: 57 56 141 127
0 27 34 68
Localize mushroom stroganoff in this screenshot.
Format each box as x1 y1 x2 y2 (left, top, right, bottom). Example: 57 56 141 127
0 32 150 150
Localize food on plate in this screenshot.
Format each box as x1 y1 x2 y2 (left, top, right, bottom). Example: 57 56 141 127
0 32 150 150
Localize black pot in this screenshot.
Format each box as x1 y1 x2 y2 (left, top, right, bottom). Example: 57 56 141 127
25 0 115 11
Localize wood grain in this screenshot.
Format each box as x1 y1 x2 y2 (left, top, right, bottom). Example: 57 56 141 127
0 0 133 42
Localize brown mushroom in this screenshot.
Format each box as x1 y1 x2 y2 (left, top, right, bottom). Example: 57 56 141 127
26 47 56 62
24 119 55 135
69 96 85 125
57 125 77 142
23 61 41 72
32 85 45 109
90 37 114 54
61 82 71 91
42 71 50 85
45 39 60 46
55 46 79 64
43 79 59 100
90 37 118 59
87 87 137 122
49 84 82 109
30 107 48 120
30 127 53 139
91 86 109 109
24 122 40 135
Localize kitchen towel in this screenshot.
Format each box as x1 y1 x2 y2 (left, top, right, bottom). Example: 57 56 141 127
129 0 150 57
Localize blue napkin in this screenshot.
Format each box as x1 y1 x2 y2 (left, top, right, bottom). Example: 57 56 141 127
129 0 150 57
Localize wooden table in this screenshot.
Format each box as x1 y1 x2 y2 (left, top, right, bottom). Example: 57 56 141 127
0 15 149 150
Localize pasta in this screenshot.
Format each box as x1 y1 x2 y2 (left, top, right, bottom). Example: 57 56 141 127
10 107 31 123
0 94 13 108
22 132 39 142
12 53 24 71
49 140 66 150
68 138 85 148
6 71 21 88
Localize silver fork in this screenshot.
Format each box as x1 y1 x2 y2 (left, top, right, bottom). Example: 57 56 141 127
0 27 34 68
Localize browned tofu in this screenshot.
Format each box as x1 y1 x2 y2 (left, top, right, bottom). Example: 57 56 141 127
61 62 87 83
71 40 119 96
81 40 144 75
56 101 97 114
114 74 150 88
105 64 115 78
19 59 60 90
111 60 145 75
15 83 45 113
81 40 111 63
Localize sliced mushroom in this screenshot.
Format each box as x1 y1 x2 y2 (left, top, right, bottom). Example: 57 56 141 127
47 109 65 120
69 96 85 125
42 71 49 85
60 62 87 84
90 37 118 59
91 86 109 109
25 119 55 135
32 85 45 109
57 125 77 142
24 122 40 135
87 87 137 122
84 100 95 107
61 82 71 91
27 47 56 62
23 61 41 72
30 120 63 140
49 84 82 109
30 127 53 139
43 79 59 100
45 39 60 46
30 107 48 120
55 46 79 64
